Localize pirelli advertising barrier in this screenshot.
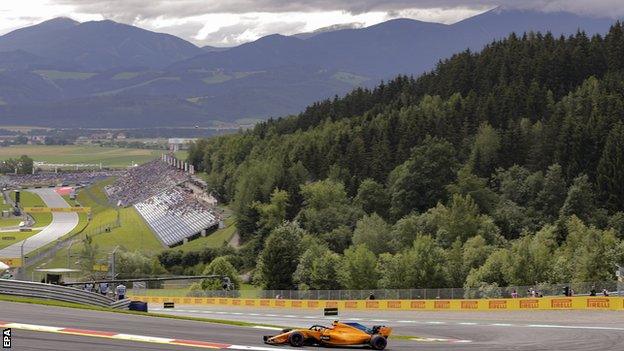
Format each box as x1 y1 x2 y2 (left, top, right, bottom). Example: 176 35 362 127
23 207 91 213
129 296 624 311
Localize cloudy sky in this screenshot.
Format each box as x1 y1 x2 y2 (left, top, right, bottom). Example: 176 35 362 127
0 1 620 47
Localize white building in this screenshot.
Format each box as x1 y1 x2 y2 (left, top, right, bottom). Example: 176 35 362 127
168 138 197 152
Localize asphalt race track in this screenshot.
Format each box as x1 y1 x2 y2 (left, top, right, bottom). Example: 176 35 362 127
2 301 624 351
0 188 78 257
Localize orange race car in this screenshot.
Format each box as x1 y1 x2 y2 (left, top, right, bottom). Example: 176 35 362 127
263 321 392 349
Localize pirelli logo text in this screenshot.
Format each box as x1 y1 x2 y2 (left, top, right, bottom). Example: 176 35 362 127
365 301 380 308
291 301 302 308
410 301 426 309
461 301 479 309
587 298 610 309
344 301 358 309
519 299 539 309
386 301 402 309
551 298 572 309
488 300 507 309
307 301 319 308
434 301 450 309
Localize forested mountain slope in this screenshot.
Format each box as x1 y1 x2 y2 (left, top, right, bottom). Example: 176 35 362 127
174 23 624 291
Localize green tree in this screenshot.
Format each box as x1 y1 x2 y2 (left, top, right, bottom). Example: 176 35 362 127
254 188 289 236
376 252 414 288
406 235 448 288
339 245 378 289
79 235 99 275
388 137 457 219
445 239 465 287
535 164 567 221
389 213 423 251
297 179 362 234
420 194 502 247
560 174 596 223
256 221 304 289
355 178 390 218
352 213 392 254
446 166 499 214
308 251 343 290
293 240 327 289
554 216 620 283
319 226 352 253
465 249 510 288
201 256 241 290
116 250 157 278
469 123 501 177
503 225 558 285
597 123 624 210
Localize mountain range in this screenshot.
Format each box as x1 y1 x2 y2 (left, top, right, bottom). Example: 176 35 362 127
0 7 618 128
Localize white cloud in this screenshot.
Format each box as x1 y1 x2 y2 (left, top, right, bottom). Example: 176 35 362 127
0 1 619 47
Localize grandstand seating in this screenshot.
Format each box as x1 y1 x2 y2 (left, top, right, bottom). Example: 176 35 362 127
134 185 219 247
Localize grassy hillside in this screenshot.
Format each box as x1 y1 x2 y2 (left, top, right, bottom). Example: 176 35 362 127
0 230 42 250
34 177 233 274
0 145 163 168
182 24 624 291
175 217 237 252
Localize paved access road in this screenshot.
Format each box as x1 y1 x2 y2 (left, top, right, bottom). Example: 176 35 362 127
0 188 78 257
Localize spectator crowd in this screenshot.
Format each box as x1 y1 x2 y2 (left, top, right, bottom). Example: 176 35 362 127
105 160 187 207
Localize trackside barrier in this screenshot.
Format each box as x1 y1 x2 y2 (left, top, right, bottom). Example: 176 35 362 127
129 296 624 311
0 279 130 309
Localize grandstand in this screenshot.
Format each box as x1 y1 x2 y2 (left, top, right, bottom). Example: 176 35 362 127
105 159 187 207
4 171 116 188
134 185 219 246
106 157 221 247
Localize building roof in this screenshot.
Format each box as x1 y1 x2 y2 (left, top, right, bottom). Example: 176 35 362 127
34 268 81 273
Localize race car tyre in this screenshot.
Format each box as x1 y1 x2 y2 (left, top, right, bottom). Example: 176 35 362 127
289 331 305 347
370 335 387 350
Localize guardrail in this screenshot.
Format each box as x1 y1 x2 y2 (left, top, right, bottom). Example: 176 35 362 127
0 279 130 309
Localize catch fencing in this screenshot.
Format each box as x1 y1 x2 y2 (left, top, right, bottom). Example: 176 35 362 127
132 280 623 300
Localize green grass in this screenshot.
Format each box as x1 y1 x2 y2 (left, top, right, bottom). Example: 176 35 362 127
34 178 161 271
111 72 141 80
0 230 41 250
0 217 21 228
97 77 180 95
1 200 11 211
61 195 80 207
10 190 52 227
0 145 163 168
202 72 233 84
176 217 236 252
34 70 96 80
